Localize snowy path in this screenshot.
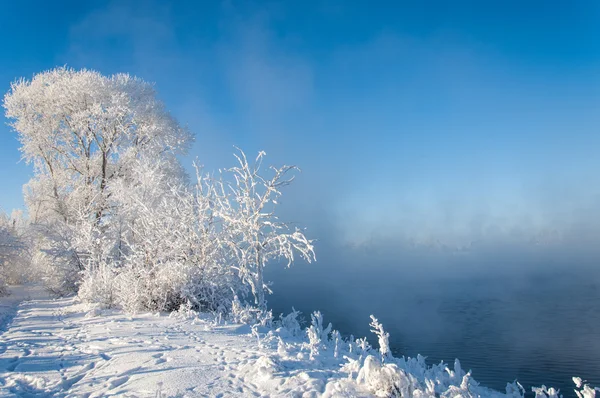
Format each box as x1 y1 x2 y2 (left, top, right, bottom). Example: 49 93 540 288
0 286 265 397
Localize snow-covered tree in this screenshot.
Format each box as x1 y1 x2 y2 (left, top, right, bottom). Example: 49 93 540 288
215 149 316 309
5 68 191 224
3 68 192 291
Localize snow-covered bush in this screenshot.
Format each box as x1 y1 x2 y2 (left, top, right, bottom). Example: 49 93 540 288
213 149 316 309
255 313 510 398
274 307 303 336
105 162 234 313
78 263 116 308
505 380 526 398
231 295 274 326
532 385 561 398
0 210 32 291
573 377 599 398
30 222 82 296
92 150 313 314
356 355 413 397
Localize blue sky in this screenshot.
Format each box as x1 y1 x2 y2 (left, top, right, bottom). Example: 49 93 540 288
1 0 600 247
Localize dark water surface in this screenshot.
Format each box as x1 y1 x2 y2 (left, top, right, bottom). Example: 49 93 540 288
269 269 600 397
385 276 600 396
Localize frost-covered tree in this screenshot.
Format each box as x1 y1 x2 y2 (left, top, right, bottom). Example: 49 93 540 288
215 150 316 309
3 68 192 291
5 67 191 225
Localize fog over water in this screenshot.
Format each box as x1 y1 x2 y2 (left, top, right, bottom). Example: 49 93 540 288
265 210 600 396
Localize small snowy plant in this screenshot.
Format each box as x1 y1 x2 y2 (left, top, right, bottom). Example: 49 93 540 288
506 380 526 397
78 262 116 308
532 385 561 398
230 295 273 326
369 315 391 361
306 326 320 360
573 377 599 398
355 337 372 357
231 295 258 324
275 307 303 336
171 300 197 320
331 330 342 359
304 311 332 360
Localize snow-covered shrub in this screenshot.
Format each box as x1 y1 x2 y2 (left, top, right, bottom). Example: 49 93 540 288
113 259 195 313
213 149 316 309
230 295 274 326
240 309 596 398
356 355 413 397
110 169 235 313
306 325 321 360
323 315 485 398
0 210 32 290
169 300 199 320
573 377 599 398
231 295 259 324
31 222 82 296
104 151 314 314
532 385 561 398
304 311 332 360
340 355 363 380
78 264 116 308
355 337 372 357
274 307 303 336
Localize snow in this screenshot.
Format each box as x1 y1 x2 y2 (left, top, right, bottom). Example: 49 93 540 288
0 286 597 397
0 286 264 397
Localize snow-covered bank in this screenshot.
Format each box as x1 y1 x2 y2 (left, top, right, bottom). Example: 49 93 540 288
0 286 597 398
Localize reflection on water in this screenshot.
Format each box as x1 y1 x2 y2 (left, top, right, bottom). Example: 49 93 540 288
269 270 600 397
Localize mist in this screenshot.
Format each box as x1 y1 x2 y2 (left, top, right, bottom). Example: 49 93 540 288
263 189 600 391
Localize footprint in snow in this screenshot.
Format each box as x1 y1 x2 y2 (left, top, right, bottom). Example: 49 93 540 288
109 375 129 388
99 352 111 361
152 353 172 364
6 356 20 371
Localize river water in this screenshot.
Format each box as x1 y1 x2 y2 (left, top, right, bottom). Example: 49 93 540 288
385 275 600 395
269 266 600 397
